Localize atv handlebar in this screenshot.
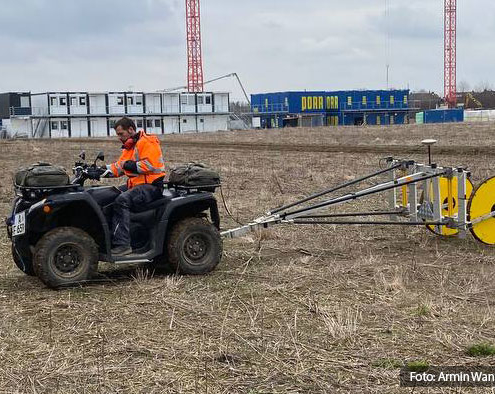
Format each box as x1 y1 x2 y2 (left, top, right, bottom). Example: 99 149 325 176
72 165 106 185
72 151 107 185
72 163 93 185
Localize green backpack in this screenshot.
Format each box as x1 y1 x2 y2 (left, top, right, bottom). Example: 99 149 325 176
169 163 221 191
15 162 70 187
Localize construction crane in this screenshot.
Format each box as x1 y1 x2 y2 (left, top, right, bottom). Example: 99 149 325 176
444 0 457 108
185 0 204 92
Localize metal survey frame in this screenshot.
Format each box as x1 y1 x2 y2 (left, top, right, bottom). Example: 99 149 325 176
389 158 470 238
221 157 473 239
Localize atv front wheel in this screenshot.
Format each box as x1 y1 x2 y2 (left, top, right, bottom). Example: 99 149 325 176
12 244 35 276
167 217 222 275
33 227 98 288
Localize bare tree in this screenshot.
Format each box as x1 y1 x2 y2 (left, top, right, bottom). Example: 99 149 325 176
474 81 493 92
458 80 471 93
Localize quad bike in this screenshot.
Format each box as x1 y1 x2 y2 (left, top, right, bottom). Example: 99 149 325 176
6 152 222 288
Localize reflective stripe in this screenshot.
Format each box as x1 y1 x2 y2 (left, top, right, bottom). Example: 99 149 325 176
137 159 165 174
115 162 125 176
111 163 124 177
137 160 151 174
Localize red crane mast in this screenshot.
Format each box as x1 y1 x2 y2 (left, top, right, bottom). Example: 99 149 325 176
444 0 457 108
185 0 204 93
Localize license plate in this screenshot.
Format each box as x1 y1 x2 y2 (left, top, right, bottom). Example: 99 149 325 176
12 211 26 237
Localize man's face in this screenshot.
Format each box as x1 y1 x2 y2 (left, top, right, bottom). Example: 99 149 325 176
115 126 135 144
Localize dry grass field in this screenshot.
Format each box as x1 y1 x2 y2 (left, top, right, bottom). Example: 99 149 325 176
1 123 495 393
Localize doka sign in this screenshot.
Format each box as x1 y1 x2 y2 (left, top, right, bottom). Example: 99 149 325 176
301 96 339 112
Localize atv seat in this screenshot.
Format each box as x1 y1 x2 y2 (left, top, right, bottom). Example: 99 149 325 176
131 196 167 213
130 189 177 213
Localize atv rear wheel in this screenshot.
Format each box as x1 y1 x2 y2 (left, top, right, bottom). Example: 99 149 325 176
33 227 98 288
12 244 35 276
167 217 222 275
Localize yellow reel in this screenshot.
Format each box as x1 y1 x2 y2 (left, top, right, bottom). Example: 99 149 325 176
468 176 495 245
424 177 473 236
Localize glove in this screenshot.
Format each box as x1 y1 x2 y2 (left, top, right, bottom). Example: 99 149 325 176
123 160 138 173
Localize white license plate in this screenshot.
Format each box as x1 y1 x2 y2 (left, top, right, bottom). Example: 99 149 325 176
12 211 26 237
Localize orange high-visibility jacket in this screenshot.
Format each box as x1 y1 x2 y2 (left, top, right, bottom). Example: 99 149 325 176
108 130 166 189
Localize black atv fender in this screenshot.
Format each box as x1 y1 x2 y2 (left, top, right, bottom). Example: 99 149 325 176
29 192 110 254
154 192 220 255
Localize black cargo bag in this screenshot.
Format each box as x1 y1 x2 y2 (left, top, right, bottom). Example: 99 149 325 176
169 163 221 191
15 162 70 187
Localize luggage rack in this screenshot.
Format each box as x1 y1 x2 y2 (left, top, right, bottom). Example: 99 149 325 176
167 183 221 194
14 183 82 200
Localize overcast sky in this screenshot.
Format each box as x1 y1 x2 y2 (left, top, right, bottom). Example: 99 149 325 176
0 0 493 101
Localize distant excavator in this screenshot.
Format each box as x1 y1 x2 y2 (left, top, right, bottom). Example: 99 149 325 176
464 92 483 109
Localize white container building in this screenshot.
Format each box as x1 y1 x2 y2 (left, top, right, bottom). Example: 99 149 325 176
2 91 231 138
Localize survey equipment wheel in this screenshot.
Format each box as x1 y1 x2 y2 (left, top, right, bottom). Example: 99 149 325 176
424 177 473 236
468 176 495 245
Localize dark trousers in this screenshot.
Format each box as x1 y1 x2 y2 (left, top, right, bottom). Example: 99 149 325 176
112 184 162 247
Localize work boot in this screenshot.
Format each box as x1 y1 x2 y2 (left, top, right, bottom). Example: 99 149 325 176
111 245 132 256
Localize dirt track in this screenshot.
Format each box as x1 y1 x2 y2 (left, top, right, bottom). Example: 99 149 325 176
3 136 494 157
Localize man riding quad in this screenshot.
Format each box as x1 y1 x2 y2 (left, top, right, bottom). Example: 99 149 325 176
7 117 222 288
92 117 166 256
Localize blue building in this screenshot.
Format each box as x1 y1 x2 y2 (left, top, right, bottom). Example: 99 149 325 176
251 90 410 128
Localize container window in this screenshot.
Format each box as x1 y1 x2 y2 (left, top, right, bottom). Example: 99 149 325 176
127 96 134 105
60 121 68 130
20 96 30 107
362 96 367 106
181 95 188 105
390 96 395 105
136 96 143 105
183 119 187 123
197 96 204 105
59 97 67 106
117 96 124 105
136 120 143 128
206 96 212 104
403 95 408 104
154 119 161 127
188 95 195 105
347 97 352 106
50 97 57 106
70 97 77 106
377 116 381 125
51 121 58 130
146 119 153 128
200 118 204 123
376 96 381 106
79 96 86 106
